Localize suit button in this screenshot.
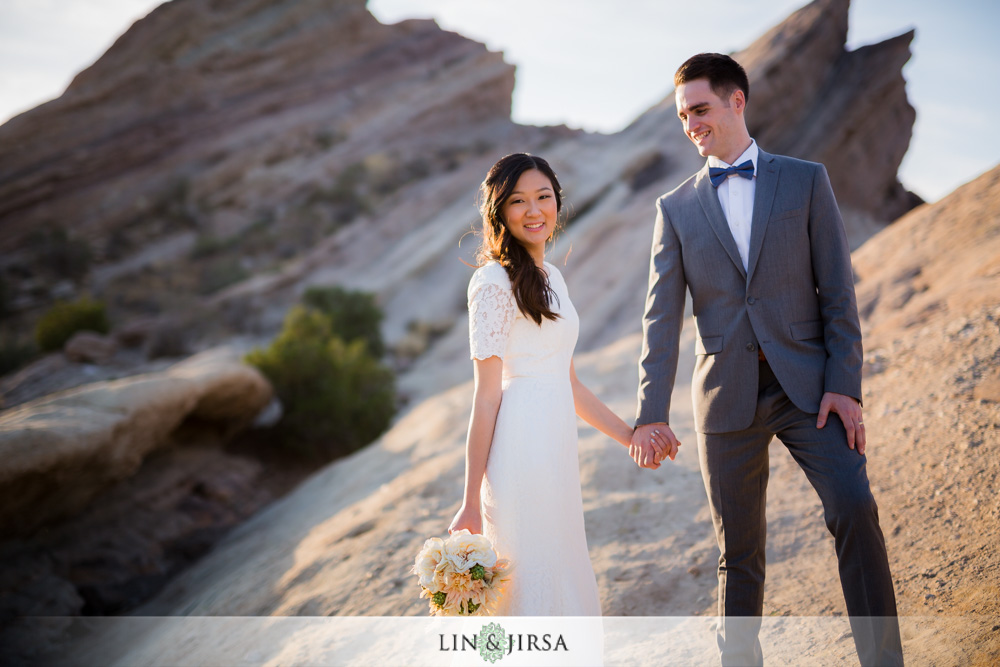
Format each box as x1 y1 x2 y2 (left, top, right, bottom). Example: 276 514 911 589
746 296 756 305
746 343 756 352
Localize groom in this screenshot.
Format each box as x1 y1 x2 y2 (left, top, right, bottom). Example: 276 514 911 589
630 53 903 666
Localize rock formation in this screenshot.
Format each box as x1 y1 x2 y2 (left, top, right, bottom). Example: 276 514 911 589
0 0 515 245
0 347 280 632
739 0 920 223
63 331 117 364
0 0 558 326
0 347 272 537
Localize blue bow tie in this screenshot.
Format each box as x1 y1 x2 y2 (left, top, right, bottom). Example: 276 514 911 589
709 160 755 187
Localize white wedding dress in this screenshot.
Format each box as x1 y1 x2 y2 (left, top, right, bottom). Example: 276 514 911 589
467 261 602 616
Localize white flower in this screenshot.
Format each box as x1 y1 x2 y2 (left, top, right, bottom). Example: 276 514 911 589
413 536 445 589
445 530 498 570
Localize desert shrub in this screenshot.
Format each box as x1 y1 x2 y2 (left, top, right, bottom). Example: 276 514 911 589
199 257 249 295
0 334 38 377
305 163 371 223
245 305 395 461
301 286 385 357
366 153 433 196
29 226 92 280
314 128 346 150
190 233 228 259
35 298 109 352
154 175 198 228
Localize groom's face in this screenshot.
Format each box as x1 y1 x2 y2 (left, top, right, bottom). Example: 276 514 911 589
675 78 744 161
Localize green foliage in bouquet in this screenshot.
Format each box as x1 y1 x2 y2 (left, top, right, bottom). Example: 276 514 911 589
245 303 395 461
301 285 385 357
34 298 110 352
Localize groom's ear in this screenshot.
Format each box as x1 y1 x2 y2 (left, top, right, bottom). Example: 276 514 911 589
731 89 746 113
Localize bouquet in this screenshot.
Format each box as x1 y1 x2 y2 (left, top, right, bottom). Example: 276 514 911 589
412 529 512 616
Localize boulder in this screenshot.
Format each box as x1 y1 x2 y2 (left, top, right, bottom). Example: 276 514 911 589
63 331 117 364
113 316 160 348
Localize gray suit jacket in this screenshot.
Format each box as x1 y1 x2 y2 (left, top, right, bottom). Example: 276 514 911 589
636 148 862 434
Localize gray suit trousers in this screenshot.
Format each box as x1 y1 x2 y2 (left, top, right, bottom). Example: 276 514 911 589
698 360 903 666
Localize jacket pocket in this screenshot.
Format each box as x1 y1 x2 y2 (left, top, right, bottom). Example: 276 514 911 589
771 206 805 221
789 320 824 340
695 335 723 355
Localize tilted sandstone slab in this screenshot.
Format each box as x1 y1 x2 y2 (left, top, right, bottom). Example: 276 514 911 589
0 0 514 245
0 347 272 536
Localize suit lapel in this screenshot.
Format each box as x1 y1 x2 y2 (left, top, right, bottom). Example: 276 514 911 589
746 149 779 284
694 165 746 280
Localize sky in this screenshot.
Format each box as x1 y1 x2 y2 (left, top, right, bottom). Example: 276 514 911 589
1 0 998 203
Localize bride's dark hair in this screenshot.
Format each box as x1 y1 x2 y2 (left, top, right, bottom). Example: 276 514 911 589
477 153 563 325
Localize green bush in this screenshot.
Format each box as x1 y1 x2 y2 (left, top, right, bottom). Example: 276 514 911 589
245 305 395 461
301 286 385 357
190 233 228 259
35 298 110 352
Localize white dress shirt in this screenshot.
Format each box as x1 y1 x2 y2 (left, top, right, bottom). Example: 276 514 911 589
708 139 758 272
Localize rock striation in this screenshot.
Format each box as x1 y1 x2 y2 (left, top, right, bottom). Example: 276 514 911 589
0 0 515 244
0 0 557 329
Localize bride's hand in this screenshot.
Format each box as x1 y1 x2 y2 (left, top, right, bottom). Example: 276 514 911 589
448 503 482 535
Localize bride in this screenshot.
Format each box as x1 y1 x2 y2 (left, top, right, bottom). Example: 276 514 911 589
447 153 674 615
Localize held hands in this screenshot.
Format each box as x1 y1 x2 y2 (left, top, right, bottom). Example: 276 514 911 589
448 502 482 535
629 423 681 469
817 391 866 456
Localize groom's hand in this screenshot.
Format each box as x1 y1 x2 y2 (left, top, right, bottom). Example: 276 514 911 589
629 423 681 469
817 392 866 456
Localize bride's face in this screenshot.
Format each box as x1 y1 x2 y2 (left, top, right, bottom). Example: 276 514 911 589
502 169 557 253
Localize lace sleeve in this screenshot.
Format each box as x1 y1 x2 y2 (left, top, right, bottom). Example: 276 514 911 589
468 281 517 360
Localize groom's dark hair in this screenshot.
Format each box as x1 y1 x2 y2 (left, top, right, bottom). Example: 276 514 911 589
674 53 750 105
